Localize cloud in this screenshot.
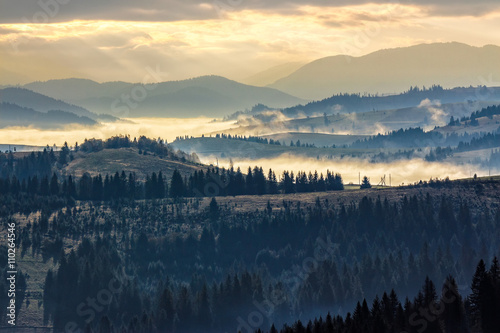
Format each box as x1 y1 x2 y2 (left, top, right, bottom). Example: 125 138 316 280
0 0 218 24
231 0 500 18
1 2 500 85
0 27 19 34
0 117 237 147
209 153 479 186
418 98 449 129
1 0 499 24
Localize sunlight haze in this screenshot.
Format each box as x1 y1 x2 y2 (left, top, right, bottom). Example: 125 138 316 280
1 1 500 84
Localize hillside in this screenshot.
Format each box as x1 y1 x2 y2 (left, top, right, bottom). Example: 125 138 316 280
260 132 369 147
187 176 500 213
0 102 97 129
22 76 306 118
0 87 96 118
269 42 500 100
171 136 380 161
241 62 305 87
63 147 202 180
434 114 500 136
6 175 500 328
219 101 493 138
281 86 500 118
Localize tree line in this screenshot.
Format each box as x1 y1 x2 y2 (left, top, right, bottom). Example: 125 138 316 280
350 127 489 150
282 85 447 117
425 130 500 162
449 104 500 126
0 166 345 203
352 104 500 152
175 133 323 149
176 133 283 146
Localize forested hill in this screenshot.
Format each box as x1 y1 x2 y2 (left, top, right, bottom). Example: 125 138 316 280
0 135 201 182
0 102 97 129
1 175 499 331
282 85 500 117
349 104 500 149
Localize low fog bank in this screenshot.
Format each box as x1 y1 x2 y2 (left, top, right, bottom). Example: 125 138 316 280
0 118 237 147
202 154 487 186
1 118 496 185
228 100 494 137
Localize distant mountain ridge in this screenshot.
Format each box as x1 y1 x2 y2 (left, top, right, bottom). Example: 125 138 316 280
241 62 306 87
10 42 500 118
21 75 306 118
0 88 124 128
0 102 97 129
282 85 500 117
0 87 95 118
268 42 500 100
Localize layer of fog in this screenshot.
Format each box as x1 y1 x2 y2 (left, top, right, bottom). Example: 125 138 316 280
1 117 494 184
229 109 414 137
206 154 485 186
0 118 237 147
229 100 488 137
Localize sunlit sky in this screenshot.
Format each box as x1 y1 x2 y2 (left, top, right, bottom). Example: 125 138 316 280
1 0 500 84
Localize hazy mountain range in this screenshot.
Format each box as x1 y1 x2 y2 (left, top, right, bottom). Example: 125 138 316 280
1 87 95 118
2 42 500 124
0 102 97 129
21 75 305 118
268 42 500 100
223 85 500 125
241 62 306 87
0 88 119 128
281 86 500 117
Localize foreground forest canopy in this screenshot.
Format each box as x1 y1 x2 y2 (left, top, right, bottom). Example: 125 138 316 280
260 259 500 333
0 148 499 332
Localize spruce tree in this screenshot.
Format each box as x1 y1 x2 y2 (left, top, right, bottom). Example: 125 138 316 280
360 176 371 189
170 169 184 198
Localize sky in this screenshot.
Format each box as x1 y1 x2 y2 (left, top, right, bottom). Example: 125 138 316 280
1 0 500 85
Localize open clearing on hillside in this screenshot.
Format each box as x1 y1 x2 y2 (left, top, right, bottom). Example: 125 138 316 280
63 148 202 180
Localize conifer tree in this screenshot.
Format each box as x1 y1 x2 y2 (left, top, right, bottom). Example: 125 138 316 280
170 169 184 198
360 176 371 189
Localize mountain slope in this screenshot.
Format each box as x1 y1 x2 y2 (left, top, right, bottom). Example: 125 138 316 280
0 87 96 118
24 79 134 101
23 75 306 118
282 85 500 117
64 147 201 180
0 102 97 128
241 62 306 87
268 42 500 100
221 100 498 138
